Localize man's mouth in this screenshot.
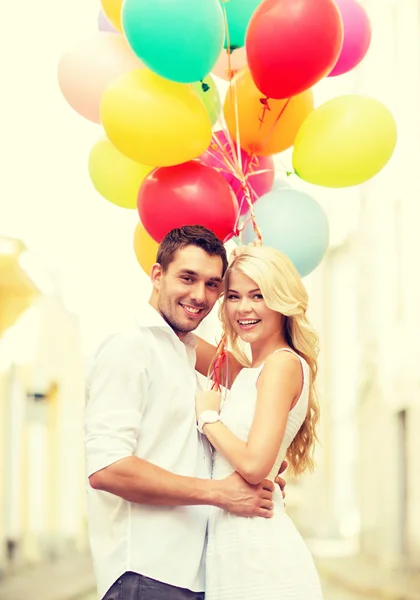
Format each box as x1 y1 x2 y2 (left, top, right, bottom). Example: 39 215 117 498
237 319 261 330
179 303 206 319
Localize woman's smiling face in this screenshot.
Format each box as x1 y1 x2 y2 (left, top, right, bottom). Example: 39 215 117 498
225 270 283 345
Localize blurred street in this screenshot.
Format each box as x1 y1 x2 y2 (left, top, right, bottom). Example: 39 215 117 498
2 546 418 600
322 581 379 600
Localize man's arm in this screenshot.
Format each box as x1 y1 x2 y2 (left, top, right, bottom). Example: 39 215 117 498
275 460 288 499
89 456 274 517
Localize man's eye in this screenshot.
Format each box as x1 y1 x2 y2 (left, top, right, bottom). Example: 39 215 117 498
181 277 193 283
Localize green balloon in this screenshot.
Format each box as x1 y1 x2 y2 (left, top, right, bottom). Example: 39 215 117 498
221 0 264 49
123 0 225 84
193 76 221 126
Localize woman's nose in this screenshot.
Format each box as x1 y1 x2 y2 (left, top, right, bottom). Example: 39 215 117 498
238 298 252 313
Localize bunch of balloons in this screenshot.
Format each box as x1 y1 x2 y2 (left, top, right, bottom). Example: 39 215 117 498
58 0 397 278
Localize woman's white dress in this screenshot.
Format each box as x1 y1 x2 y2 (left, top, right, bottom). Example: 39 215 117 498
205 349 323 600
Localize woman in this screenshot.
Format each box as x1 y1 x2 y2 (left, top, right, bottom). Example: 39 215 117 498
195 245 323 599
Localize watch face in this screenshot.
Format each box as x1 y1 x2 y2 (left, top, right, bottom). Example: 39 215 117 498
203 411 219 422
199 411 220 433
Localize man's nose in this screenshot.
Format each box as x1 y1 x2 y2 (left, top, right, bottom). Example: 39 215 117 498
190 282 206 304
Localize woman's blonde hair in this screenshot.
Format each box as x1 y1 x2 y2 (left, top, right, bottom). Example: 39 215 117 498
216 245 320 477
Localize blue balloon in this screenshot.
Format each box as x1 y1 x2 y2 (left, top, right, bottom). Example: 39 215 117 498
271 177 292 192
243 188 329 277
122 0 225 84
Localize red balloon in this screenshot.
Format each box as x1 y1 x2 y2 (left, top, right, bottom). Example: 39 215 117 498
246 0 344 99
138 162 239 243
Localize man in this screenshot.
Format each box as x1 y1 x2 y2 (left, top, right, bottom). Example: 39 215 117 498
85 225 286 600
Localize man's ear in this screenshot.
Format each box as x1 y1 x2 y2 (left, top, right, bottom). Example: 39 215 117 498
151 263 163 290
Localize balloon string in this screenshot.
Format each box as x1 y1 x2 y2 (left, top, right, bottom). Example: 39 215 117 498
232 71 243 177
219 5 244 180
210 136 239 174
221 4 259 239
209 2 244 393
210 332 229 394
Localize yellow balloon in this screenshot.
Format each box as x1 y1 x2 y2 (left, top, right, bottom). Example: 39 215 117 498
101 69 213 166
134 223 159 275
101 0 123 33
88 139 154 209
292 95 397 188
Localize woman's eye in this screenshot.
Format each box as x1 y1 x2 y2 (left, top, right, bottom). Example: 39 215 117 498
253 294 263 300
227 295 239 300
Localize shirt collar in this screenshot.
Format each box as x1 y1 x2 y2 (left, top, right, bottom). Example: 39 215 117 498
135 303 197 350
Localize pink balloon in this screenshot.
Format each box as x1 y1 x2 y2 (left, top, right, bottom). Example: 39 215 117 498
200 131 275 215
57 33 143 123
98 8 118 34
328 0 371 77
212 47 248 81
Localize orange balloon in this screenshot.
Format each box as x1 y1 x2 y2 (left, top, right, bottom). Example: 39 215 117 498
133 222 159 275
212 47 248 81
223 69 314 156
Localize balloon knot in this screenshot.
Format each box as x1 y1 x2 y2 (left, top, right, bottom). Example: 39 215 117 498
200 80 210 92
259 97 271 109
258 97 271 126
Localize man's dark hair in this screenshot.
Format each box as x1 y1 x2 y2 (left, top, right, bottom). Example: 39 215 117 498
157 225 228 276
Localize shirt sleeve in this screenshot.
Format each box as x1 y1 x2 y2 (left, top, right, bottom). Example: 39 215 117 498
84 331 149 477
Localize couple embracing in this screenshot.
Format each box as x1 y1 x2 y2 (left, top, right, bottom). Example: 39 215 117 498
85 225 323 599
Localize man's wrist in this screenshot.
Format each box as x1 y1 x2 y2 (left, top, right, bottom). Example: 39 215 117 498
195 478 225 509
205 479 226 509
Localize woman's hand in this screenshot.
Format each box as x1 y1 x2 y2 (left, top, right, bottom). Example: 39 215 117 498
195 390 222 420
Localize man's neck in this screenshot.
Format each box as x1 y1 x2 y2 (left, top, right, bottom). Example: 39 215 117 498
148 296 188 341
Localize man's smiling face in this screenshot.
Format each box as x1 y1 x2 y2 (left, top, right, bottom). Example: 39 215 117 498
153 245 224 336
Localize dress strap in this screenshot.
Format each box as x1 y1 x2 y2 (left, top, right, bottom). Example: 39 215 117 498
273 348 302 358
273 348 297 356
257 348 308 384
272 348 308 375
273 348 306 365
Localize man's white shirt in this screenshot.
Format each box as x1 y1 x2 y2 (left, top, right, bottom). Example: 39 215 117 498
85 304 212 598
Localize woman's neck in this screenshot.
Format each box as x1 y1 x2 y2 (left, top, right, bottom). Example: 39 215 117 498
250 335 289 368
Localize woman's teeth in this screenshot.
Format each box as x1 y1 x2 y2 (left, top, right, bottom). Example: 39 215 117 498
238 319 261 329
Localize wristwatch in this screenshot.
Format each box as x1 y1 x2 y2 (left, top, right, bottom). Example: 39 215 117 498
197 410 221 434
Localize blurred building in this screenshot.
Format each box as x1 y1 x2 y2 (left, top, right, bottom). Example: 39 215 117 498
295 0 420 571
0 237 88 577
